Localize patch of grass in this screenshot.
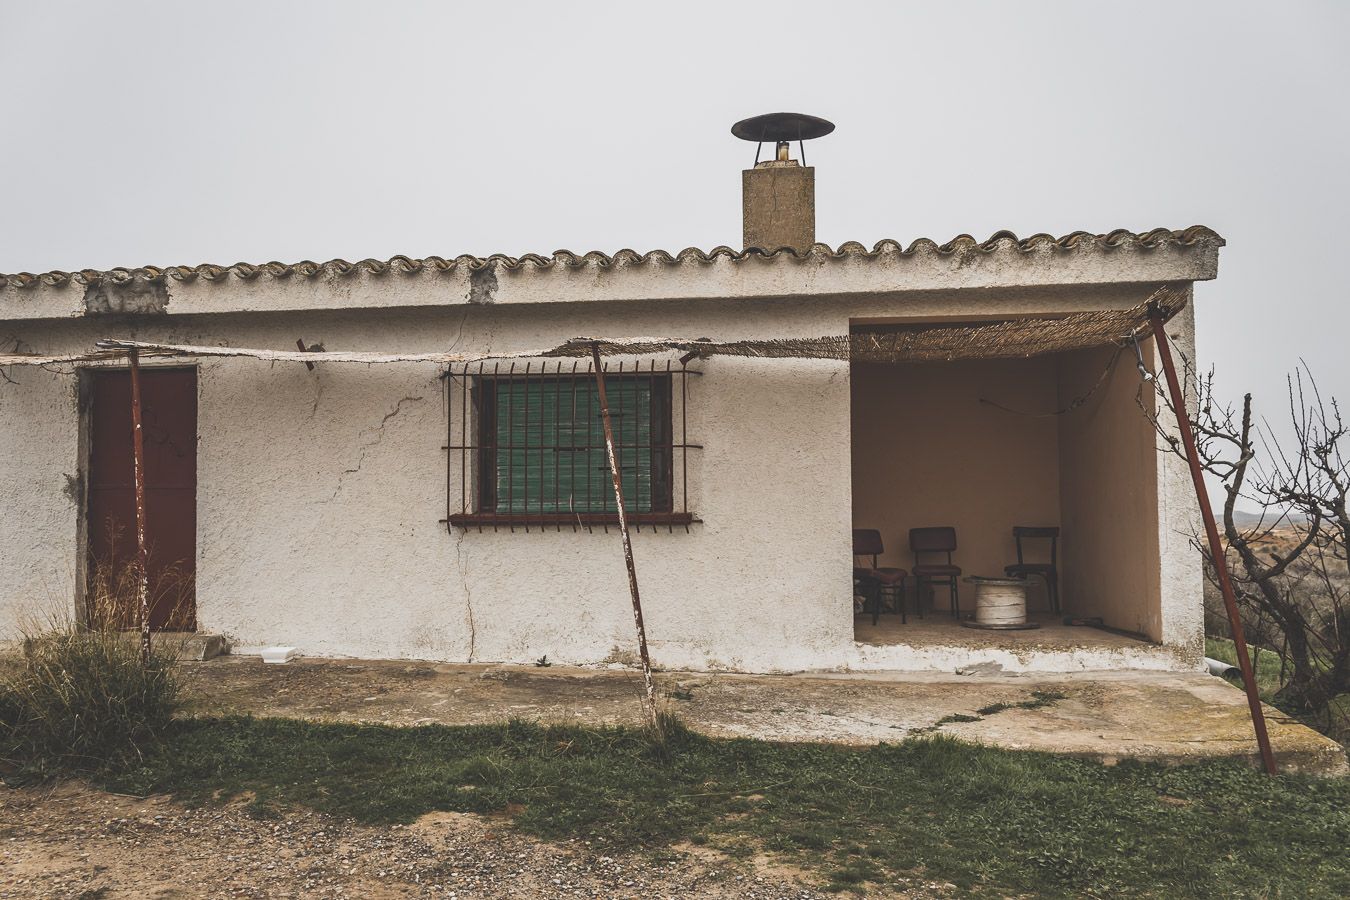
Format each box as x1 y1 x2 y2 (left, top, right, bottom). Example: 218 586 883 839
824 856 883 893
1207 637 1350 746
916 689 1068 733
90 715 1350 898
931 712 981 727
0 626 182 777
1206 638 1285 696
641 707 691 764
976 689 1068 717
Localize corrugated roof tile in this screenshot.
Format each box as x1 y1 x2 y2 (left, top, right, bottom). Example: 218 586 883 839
0 227 1223 290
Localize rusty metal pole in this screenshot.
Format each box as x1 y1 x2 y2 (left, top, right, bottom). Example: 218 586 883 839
590 343 658 728
128 349 151 666
1149 309 1277 775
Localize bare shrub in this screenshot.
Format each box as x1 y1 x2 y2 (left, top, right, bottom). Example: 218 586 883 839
1147 360 1349 740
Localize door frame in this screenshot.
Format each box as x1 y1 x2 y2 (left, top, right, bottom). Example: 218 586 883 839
77 363 200 631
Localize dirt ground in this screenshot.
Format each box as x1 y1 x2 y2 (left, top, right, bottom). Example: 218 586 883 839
181 656 1346 774
4 656 1344 898
0 782 852 899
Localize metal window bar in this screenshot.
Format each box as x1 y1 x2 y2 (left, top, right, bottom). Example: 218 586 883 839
521 362 529 533
443 358 701 533
505 363 515 532
554 366 562 532
616 360 624 529
587 365 596 533
679 359 688 528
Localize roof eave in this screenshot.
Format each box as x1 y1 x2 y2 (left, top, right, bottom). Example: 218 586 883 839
0 229 1222 323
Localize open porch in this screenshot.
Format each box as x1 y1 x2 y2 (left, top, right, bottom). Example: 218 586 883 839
847 312 1188 670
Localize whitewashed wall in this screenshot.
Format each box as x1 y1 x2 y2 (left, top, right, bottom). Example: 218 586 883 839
0 285 1206 672
0 365 81 636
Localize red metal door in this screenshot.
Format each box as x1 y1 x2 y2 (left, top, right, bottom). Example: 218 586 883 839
87 368 197 631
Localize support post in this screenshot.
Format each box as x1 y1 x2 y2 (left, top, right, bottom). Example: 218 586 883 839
1149 309 1277 775
590 343 658 728
128 349 151 666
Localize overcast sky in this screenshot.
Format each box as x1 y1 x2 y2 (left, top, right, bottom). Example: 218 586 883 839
3 1 1347 430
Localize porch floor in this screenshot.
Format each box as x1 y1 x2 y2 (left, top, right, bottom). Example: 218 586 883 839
854 611 1150 651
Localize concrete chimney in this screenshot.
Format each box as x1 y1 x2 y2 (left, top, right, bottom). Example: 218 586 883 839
732 112 834 252
742 144 815 251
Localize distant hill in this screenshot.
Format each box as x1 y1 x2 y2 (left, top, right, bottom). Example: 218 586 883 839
1226 509 1309 530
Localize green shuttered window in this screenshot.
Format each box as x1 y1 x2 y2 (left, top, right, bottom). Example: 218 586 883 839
477 374 672 516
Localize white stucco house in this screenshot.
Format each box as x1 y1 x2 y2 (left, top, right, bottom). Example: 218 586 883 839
0 122 1219 675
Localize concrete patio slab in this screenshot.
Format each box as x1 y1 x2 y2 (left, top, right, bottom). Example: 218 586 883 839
182 656 1349 777
849 612 1195 673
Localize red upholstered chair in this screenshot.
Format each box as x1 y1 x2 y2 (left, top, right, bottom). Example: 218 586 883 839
910 526 962 618
852 529 908 625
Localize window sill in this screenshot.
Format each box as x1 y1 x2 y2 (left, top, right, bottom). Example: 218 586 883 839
448 512 697 530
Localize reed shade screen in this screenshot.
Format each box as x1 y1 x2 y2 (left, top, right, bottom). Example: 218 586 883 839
69 286 1187 371
444 360 699 532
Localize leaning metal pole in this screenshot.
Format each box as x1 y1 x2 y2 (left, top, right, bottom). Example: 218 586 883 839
590 343 659 728
128 349 151 666
1149 308 1277 775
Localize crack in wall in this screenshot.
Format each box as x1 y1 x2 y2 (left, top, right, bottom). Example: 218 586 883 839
446 306 474 356
326 394 425 500
454 526 477 662
309 374 324 419
441 369 477 662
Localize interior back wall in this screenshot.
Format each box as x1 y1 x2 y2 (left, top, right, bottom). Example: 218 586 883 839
850 358 1062 611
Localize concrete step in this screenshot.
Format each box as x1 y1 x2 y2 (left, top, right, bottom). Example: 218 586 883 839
160 632 229 661
118 632 229 661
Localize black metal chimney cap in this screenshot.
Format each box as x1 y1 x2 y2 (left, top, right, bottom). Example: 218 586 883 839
731 112 835 143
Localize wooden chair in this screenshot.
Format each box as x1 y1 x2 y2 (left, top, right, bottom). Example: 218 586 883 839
910 526 962 618
852 529 908 625
1004 526 1061 613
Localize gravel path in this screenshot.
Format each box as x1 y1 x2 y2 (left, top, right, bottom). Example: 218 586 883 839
0 783 835 899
